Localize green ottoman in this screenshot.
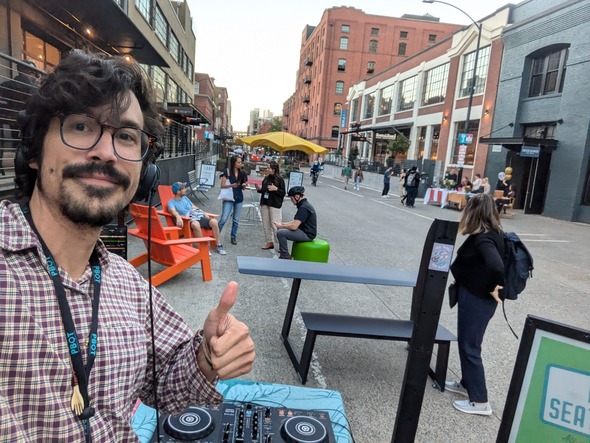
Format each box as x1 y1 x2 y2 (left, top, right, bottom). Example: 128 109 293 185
292 238 330 263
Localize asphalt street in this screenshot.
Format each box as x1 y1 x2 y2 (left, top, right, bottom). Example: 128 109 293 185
127 165 590 442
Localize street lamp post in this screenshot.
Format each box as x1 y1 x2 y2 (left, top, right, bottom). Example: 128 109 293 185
335 103 348 165
423 0 482 185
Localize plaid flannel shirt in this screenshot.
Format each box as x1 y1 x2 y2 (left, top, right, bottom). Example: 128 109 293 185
0 201 222 441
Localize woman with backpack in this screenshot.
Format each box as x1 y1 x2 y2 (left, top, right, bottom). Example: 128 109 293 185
446 193 504 416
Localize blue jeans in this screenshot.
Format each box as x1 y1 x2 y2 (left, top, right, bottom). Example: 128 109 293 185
457 286 498 403
276 228 312 256
218 200 244 239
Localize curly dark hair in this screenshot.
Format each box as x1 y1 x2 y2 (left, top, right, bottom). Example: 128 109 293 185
15 49 163 198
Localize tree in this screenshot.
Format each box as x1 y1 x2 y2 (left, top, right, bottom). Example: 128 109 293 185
386 134 410 158
269 116 282 132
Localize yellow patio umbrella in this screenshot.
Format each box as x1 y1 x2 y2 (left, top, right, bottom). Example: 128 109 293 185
236 131 328 164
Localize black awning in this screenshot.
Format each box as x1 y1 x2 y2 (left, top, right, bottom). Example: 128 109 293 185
479 136 558 152
38 0 168 67
164 103 211 125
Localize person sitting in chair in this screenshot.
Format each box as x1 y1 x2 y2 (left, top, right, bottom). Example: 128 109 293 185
495 184 516 214
167 182 226 255
274 186 317 260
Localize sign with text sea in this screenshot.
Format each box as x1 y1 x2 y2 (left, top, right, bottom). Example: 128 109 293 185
497 316 590 443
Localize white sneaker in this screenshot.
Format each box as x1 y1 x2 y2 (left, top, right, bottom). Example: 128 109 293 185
453 400 492 416
445 381 468 397
216 245 227 255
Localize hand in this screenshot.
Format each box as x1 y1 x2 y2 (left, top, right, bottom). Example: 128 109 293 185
273 222 281 229
201 282 255 380
268 185 276 191
175 217 183 228
230 183 238 188
490 285 503 304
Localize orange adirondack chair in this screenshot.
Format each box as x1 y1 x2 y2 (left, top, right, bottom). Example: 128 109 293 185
128 203 214 286
158 185 217 248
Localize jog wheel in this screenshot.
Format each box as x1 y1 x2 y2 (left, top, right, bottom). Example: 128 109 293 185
162 406 215 441
280 415 328 443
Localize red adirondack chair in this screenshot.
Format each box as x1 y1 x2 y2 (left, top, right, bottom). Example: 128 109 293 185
128 203 214 286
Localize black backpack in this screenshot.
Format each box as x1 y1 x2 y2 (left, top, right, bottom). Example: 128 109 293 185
499 232 533 339
500 232 534 301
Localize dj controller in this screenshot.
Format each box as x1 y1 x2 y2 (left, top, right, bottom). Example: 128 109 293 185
150 402 336 443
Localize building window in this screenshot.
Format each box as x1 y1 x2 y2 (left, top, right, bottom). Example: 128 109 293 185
428 34 437 43
155 5 168 46
22 30 60 72
367 61 376 74
337 58 347 72
333 103 343 116
135 0 152 22
331 126 339 138
450 120 480 166
363 93 375 119
351 98 359 121
430 125 441 160
378 85 393 116
459 45 491 97
336 81 344 94
340 37 348 50
169 32 180 64
371 28 379 36
369 40 378 53
422 63 449 106
397 76 417 111
341 24 350 33
398 43 407 56
400 31 408 39
529 48 568 97
166 77 178 103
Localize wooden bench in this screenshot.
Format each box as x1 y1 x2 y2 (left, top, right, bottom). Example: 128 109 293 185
297 313 455 386
236 256 456 390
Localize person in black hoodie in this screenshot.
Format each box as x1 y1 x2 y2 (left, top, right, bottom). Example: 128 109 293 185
256 161 286 250
446 193 505 416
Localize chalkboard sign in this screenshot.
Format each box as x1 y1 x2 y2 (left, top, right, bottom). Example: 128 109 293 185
199 163 216 187
288 171 304 191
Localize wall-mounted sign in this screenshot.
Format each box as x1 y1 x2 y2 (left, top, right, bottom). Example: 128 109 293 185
497 316 590 443
340 109 348 128
459 133 474 144
520 146 541 158
492 145 503 153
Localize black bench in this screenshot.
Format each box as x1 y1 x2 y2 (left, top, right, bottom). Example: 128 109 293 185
296 313 456 386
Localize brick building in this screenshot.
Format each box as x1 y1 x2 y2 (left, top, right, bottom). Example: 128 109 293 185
282 6 462 154
344 6 510 186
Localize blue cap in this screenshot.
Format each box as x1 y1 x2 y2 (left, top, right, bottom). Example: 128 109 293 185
172 182 187 194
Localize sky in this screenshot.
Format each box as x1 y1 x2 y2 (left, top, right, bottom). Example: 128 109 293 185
187 0 511 131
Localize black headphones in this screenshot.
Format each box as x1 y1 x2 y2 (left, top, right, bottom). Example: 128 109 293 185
14 143 161 202
133 162 160 202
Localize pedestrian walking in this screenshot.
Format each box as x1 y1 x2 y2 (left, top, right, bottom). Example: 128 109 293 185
353 166 364 190
404 166 420 207
342 162 352 190
399 168 407 204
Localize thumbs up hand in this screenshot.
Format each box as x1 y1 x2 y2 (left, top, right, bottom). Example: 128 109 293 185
199 281 255 380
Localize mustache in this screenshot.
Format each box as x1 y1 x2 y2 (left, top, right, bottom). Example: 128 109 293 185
62 162 131 188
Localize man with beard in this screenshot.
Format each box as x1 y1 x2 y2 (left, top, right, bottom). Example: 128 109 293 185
0 50 255 441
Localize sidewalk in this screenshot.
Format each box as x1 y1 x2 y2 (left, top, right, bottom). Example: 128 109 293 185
126 176 590 442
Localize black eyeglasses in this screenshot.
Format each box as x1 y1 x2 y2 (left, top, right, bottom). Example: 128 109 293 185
56 113 159 162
